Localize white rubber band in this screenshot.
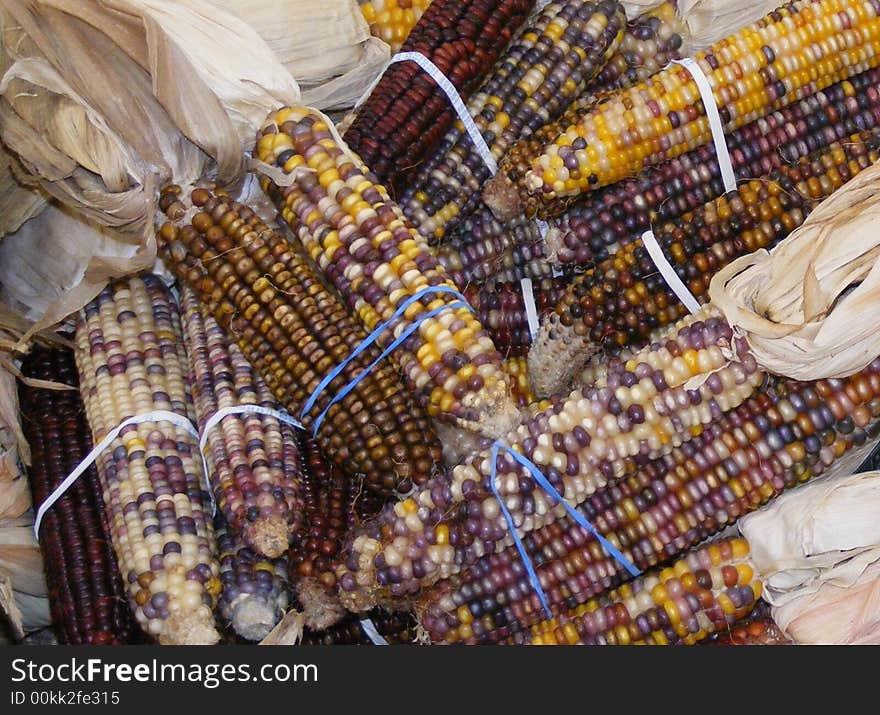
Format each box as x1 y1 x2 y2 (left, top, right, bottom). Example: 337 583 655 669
355 51 498 175
359 618 389 645
641 230 701 315
198 404 306 516
34 410 201 538
671 58 737 194
520 277 541 341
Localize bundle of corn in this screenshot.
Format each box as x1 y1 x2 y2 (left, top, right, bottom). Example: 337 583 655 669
157 186 440 495
529 130 880 397
19 346 135 645
541 66 880 269
74 274 220 645
484 0 880 219
359 0 434 52
257 107 520 438
416 359 880 643
215 514 290 642
179 286 304 558
505 538 760 645
337 306 764 610
463 276 571 357
398 0 628 240
343 0 536 189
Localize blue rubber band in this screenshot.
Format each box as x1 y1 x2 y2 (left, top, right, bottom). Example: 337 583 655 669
488 441 642 620
312 300 469 436
489 443 552 619
300 284 473 435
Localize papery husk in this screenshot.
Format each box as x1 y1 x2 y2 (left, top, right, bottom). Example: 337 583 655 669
709 161 880 381
0 0 300 343
677 0 783 54
739 468 880 645
0 515 50 634
0 149 46 238
211 0 390 110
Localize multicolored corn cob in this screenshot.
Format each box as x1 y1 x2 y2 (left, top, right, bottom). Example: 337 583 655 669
300 609 419 645
436 211 557 287
528 130 880 397
257 108 520 438
416 359 880 643
463 276 571 357
359 0 434 52
484 0 880 218
542 66 880 268
337 306 764 610
157 186 441 495
399 0 627 240
345 0 535 188
20 346 136 645
179 286 304 558
74 275 220 645
215 514 290 642
507 538 761 645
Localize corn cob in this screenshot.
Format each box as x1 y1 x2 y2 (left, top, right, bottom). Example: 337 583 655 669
337 306 764 610
179 286 304 558
74 275 220 645
463 276 571 357
529 130 880 396
300 608 418 645
484 0 880 218
399 0 627 240
344 0 535 189
592 1 684 91
417 360 880 643
508 538 760 645
359 0 434 53
543 66 880 267
257 108 520 438
289 434 384 591
436 211 557 287
215 514 290 642
20 346 136 645
158 186 440 495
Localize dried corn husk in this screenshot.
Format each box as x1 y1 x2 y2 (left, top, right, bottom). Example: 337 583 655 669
709 161 880 382
0 0 300 342
211 0 390 110
740 469 880 645
0 149 46 239
0 515 50 634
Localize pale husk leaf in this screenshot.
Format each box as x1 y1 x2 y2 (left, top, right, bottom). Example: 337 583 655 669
709 161 880 381
739 468 880 644
0 149 46 238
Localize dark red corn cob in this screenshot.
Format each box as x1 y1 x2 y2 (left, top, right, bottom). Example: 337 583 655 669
709 618 792 645
463 276 571 357
343 0 536 190
416 361 880 643
528 130 880 397
20 346 136 645
544 67 880 268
